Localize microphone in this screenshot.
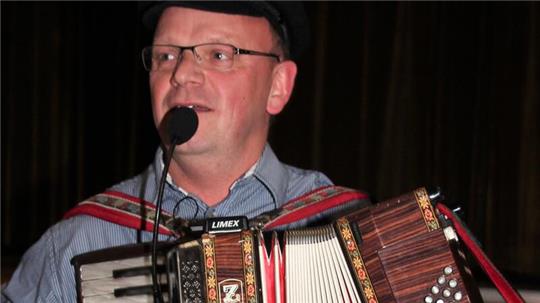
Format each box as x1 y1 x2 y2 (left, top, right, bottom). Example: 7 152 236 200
152 106 198 302
161 106 198 146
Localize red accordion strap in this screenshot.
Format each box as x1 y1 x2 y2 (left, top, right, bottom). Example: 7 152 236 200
436 203 524 303
63 190 175 236
260 185 369 230
64 186 369 236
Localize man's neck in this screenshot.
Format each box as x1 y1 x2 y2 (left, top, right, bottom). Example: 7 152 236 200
166 146 264 206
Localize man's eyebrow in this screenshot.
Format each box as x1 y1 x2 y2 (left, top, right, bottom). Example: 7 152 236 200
203 35 237 45
152 36 237 46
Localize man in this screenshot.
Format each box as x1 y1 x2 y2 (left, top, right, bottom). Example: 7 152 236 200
3 2 365 301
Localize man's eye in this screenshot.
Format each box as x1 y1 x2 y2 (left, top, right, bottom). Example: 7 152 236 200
210 50 231 61
156 52 175 62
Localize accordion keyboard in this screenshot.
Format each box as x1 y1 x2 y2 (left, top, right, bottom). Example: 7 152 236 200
77 255 158 302
71 242 173 303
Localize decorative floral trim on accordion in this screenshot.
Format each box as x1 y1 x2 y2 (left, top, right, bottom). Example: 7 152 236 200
336 218 379 303
241 231 258 303
414 188 440 232
63 190 178 236
203 234 218 303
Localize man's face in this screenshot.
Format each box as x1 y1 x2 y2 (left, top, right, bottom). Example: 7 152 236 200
150 7 286 157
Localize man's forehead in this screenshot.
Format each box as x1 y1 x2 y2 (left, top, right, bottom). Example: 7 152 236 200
140 1 309 60
153 7 276 47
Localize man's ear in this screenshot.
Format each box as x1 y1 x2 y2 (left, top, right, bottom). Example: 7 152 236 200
266 60 297 115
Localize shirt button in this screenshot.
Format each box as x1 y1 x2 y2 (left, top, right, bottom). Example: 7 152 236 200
206 209 215 218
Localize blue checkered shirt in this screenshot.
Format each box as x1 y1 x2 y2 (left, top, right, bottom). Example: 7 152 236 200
2 144 332 302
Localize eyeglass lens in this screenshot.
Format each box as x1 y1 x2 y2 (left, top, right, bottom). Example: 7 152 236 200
143 44 236 72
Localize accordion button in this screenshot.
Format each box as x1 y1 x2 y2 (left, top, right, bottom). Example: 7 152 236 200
444 266 453 275
424 296 434 303
443 289 451 297
449 279 458 288
436 299 444 303
438 275 446 284
454 291 463 301
431 285 440 294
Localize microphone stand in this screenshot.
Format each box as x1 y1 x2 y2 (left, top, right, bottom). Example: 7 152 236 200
151 139 177 303
150 106 198 303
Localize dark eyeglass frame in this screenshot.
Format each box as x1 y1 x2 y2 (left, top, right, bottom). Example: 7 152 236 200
141 43 281 72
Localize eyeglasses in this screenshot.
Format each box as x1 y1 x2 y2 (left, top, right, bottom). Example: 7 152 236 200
141 43 281 72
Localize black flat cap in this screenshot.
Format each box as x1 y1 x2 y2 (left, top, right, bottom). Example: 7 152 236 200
140 1 309 60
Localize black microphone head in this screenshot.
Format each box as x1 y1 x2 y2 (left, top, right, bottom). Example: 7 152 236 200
160 106 198 145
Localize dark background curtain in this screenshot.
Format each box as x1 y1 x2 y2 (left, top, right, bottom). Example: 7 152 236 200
2 2 538 286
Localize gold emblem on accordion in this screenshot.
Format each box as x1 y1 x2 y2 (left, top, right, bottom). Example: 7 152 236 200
219 279 244 303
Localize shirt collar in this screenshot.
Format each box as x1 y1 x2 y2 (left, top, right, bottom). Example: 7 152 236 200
253 144 289 205
156 145 274 196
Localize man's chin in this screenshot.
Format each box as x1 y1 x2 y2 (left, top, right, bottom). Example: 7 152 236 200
170 140 210 156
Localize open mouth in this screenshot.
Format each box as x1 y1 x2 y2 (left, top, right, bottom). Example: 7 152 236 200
186 104 210 112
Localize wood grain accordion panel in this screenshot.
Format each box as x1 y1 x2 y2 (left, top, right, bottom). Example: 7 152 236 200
335 187 483 303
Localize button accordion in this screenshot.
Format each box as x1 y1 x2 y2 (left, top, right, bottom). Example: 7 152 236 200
71 187 485 303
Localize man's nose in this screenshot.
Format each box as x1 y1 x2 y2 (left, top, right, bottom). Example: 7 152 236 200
170 50 203 87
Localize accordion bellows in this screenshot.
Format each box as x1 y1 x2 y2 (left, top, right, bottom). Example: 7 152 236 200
72 187 483 303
